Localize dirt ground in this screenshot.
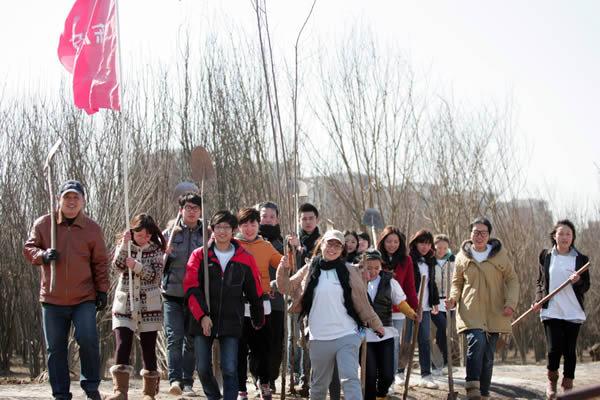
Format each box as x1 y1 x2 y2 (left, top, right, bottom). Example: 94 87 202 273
1 361 599 400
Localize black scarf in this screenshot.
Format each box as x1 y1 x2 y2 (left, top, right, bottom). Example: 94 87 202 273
300 255 363 328
258 224 282 243
299 226 321 255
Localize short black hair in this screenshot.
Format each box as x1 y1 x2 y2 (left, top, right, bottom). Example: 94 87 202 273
550 219 577 248
258 201 279 217
470 216 492 235
299 203 319 218
358 231 371 246
365 248 383 261
178 192 202 208
238 207 261 225
210 210 238 230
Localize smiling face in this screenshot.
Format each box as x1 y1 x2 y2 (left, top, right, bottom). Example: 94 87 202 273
417 241 432 256
471 223 490 252
240 220 259 241
211 222 234 246
59 192 84 219
322 238 343 261
384 233 401 255
132 228 152 247
554 224 574 253
435 240 449 259
345 234 358 254
366 259 382 281
358 237 369 252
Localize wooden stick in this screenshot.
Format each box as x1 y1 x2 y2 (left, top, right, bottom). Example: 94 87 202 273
360 254 367 397
403 277 427 400
512 262 591 327
445 261 457 399
282 240 296 398
162 212 181 266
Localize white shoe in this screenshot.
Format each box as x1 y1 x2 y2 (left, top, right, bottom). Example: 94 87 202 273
388 385 396 395
432 367 442 376
395 372 405 385
418 375 439 389
169 381 183 395
182 384 197 396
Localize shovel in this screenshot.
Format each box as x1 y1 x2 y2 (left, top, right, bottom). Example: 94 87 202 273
361 208 384 245
403 277 427 400
43 139 62 293
445 261 458 399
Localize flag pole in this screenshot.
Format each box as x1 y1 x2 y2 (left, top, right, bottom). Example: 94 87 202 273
114 0 135 317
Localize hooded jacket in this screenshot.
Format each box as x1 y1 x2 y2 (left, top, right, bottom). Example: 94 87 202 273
183 239 264 338
237 235 283 295
162 219 203 298
450 238 519 334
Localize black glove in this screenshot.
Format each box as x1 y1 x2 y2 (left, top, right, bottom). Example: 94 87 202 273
95 292 107 311
42 248 59 264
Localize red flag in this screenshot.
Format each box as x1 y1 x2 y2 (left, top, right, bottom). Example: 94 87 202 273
58 0 120 115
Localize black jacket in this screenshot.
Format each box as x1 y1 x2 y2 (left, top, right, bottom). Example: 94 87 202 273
410 251 440 309
536 247 590 311
183 239 264 338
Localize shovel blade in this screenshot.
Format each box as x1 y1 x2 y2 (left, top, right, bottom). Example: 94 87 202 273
361 208 384 228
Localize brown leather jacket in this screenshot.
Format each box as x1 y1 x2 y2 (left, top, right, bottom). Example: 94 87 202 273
23 211 109 305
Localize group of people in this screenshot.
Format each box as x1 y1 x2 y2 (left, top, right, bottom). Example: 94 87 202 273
24 179 591 400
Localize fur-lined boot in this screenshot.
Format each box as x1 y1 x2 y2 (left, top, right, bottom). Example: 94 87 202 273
141 369 160 400
107 364 133 400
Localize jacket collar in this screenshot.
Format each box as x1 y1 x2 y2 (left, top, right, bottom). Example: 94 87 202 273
460 238 502 260
56 210 87 228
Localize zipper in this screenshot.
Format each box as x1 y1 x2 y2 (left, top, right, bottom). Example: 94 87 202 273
66 225 71 298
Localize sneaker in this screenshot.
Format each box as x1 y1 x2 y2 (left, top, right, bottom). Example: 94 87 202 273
260 383 272 400
388 385 396 395
417 375 439 389
441 365 458 375
432 367 442 376
237 391 249 400
394 372 405 385
183 384 197 396
169 381 183 395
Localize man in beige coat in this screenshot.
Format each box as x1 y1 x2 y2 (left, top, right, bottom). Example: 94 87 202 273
445 217 519 400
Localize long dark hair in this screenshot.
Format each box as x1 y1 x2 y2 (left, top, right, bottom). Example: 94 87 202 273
120 213 166 251
409 229 434 259
550 219 577 248
377 226 407 269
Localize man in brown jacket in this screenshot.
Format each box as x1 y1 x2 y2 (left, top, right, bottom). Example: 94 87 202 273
23 180 109 400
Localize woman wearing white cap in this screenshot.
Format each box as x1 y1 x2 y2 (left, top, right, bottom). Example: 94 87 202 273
277 230 384 400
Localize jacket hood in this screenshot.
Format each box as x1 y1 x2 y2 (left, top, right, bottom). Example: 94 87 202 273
438 249 455 262
235 234 265 245
460 238 502 260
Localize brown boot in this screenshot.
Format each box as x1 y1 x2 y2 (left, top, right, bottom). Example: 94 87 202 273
465 380 481 400
561 376 574 392
546 370 558 399
106 365 133 400
141 369 160 400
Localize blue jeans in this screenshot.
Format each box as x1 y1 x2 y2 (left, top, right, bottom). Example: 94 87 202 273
391 318 405 373
465 329 499 397
164 298 195 385
431 311 448 365
195 335 238 400
417 311 432 377
41 302 100 400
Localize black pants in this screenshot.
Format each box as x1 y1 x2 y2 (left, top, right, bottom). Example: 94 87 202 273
238 315 271 391
114 327 157 371
264 309 284 383
365 338 394 400
543 319 581 378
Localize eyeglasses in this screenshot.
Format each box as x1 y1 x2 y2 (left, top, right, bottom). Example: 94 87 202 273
183 205 201 212
325 241 343 250
472 230 489 238
213 224 232 232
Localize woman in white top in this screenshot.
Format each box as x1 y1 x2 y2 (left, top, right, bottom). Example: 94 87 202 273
533 219 590 399
277 230 384 400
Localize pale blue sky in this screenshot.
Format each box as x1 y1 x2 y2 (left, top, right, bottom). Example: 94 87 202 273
2 1 599 213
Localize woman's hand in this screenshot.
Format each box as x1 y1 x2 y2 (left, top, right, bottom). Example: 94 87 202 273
375 327 386 338
278 255 290 270
125 257 136 270
570 272 580 283
165 246 173 255
201 316 213 336
123 230 132 243
432 305 439 315
531 302 542 312
444 298 456 310
503 306 514 317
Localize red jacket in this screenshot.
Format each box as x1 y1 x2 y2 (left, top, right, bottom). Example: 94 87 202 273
392 256 418 311
183 239 264 338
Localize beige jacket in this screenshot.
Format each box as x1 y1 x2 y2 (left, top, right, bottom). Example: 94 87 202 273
276 258 383 332
450 238 519 334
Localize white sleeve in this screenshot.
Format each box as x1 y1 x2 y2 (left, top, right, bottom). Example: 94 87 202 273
390 278 407 305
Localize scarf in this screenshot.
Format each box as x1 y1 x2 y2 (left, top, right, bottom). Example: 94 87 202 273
300 255 363 328
299 226 321 255
258 224 282 243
